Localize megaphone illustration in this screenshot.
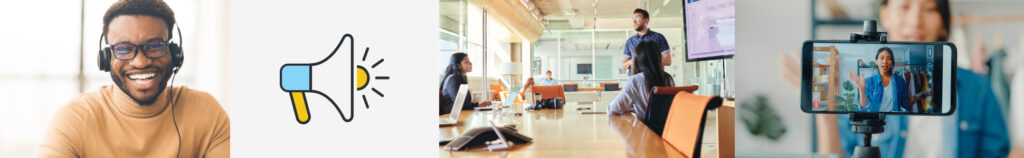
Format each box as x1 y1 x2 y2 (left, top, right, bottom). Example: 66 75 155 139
279 34 388 124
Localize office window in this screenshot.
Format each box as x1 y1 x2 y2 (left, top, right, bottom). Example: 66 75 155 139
0 1 83 157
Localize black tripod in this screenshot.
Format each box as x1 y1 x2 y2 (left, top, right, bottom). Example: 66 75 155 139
849 113 884 158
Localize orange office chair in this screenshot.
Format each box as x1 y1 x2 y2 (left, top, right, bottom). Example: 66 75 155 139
490 83 505 100
661 91 723 158
516 91 525 104
531 85 565 100
644 85 699 136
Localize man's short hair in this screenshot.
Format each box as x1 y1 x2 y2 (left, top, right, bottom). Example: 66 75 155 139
546 70 552 74
634 9 649 19
102 0 176 39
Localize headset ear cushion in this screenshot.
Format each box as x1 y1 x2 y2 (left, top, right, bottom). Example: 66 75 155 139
98 47 111 72
169 43 183 73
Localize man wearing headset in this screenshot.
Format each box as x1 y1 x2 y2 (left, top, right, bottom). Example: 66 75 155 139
37 0 229 157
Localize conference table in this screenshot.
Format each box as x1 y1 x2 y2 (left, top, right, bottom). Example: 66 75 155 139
439 101 733 158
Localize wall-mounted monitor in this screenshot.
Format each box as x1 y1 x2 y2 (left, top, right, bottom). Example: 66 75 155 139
577 64 592 74
683 0 736 61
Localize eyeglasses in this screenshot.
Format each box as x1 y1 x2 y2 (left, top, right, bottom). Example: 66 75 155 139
108 41 169 60
633 17 641 22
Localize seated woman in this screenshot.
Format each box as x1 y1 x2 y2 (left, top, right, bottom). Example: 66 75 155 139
518 77 535 102
439 52 491 115
848 47 920 112
608 41 674 119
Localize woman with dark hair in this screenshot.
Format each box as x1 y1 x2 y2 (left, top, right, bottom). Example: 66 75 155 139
848 47 911 112
439 53 490 115
607 41 674 120
811 0 1011 157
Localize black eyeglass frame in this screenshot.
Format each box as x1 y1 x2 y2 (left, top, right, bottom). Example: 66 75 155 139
106 40 170 60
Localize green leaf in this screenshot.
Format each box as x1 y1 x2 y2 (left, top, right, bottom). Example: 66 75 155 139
739 94 788 141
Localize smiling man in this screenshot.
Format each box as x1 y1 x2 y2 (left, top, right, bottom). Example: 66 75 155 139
36 0 229 157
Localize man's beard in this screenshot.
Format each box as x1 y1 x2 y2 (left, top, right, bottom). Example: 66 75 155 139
635 25 646 32
110 68 172 106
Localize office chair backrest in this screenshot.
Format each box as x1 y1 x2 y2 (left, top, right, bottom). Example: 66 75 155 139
562 83 578 92
490 83 505 99
644 85 699 136
601 82 620 91
531 85 565 100
662 92 723 158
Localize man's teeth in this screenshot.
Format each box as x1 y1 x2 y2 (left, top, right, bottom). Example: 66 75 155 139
128 73 156 80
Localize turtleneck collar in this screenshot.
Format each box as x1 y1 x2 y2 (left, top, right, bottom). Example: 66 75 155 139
108 85 176 118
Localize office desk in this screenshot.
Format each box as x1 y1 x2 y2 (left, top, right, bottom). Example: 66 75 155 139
563 91 600 102
440 102 699 158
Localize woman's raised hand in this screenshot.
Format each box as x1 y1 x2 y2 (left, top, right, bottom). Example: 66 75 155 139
848 71 865 90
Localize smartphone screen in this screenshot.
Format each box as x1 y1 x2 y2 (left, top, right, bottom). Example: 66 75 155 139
801 41 956 115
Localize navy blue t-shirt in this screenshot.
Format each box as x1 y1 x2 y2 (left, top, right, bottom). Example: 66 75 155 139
623 29 671 58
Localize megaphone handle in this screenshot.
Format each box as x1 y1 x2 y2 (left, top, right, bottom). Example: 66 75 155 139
290 92 311 124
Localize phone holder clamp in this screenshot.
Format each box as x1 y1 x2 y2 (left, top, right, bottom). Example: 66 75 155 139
851 20 887 43
848 20 887 158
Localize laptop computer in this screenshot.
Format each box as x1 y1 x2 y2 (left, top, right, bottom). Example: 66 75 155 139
475 86 520 111
440 84 470 126
501 86 520 107
524 88 535 104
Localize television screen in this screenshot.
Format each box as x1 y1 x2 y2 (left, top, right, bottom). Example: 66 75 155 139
577 64 592 74
684 0 735 61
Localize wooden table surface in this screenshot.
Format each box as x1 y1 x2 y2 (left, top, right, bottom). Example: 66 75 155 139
439 102 692 158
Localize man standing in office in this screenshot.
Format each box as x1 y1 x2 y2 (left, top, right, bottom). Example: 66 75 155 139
540 70 558 85
622 8 672 75
37 0 229 157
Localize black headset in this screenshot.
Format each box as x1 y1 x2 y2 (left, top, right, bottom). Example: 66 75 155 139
98 24 184 73
98 22 185 158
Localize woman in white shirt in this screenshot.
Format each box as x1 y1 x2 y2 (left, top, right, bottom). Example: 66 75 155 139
608 41 674 119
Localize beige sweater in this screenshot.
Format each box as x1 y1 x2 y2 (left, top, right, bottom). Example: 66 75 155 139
37 85 229 158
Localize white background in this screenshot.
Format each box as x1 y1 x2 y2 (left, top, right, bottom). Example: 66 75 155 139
229 0 438 157
734 0 812 153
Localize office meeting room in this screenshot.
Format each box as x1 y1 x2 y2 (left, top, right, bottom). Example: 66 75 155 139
437 0 736 157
